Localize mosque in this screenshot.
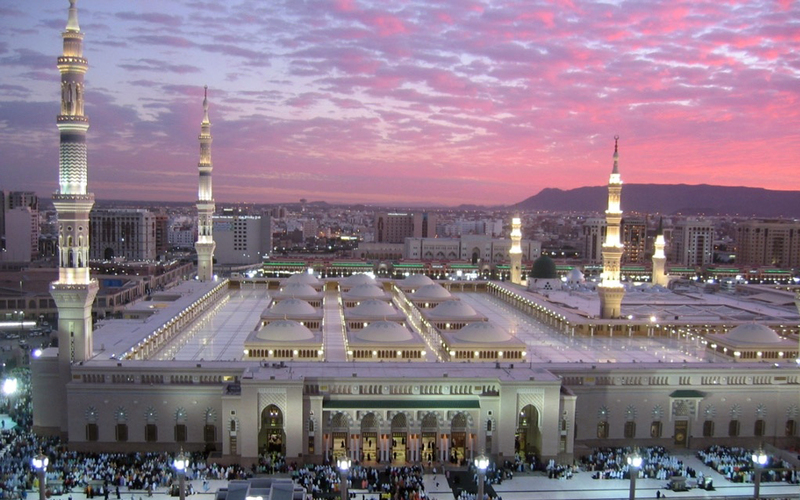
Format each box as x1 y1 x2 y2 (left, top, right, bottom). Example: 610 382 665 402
32 1 800 466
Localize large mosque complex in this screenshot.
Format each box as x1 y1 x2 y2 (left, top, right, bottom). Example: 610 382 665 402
32 1 800 467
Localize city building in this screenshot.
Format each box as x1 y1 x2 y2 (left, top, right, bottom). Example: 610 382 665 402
670 219 715 267
89 209 157 261
0 191 40 260
736 219 800 268
621 217 647 263
374 212 437 243
213 212 273 265
581 218 605 263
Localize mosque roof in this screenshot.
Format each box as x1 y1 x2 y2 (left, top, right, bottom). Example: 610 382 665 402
724 323 782 344
285 273 321 286
342 273 376 286
343 284 388 300
426 300 482 319
354 321 414 343
255 320 315 341
401 274 434 288
262 298 318 318
347 299 400 318
410 284 452 300
277 283 321 299
452 322 513 343
531 255 557 279
566 267 584 283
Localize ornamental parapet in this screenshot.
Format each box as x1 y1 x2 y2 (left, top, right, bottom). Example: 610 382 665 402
52 193 95 202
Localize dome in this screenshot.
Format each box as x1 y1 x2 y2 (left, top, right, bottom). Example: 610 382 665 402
403 274 434 287
531 255 557 279
411 284 452 300
355 321 413 342
428 300 479 319
343 273 376 286
453 322 512 343
350 299 397 317
285 272 321 286
725 323 782 344
346 284 386 299
566 267 584 284
266 298 316 316
278 283 318 298
256 320 315 341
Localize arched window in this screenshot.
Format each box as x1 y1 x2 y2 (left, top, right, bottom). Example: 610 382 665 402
624 421 636 439
650 421 662 438
597 421 609 439
703 420 715 437
728 420 740 437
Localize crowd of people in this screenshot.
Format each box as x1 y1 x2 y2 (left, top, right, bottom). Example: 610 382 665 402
579 446 692 482
293 463 428 499
698 445 798 484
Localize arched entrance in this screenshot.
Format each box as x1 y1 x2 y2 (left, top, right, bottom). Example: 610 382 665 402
420 412 438 463
516 404 541 459
330 412 349 460
258 404 285 455
390 413 408 463
360 412 379 463
450 412 469 465
104 247 115 260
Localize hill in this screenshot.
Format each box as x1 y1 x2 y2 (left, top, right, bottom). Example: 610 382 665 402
514 184 800 217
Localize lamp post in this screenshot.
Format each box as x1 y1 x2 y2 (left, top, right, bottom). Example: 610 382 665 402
751 447 767 500
2 377 17 415
31 450 49 500
173 449 188 500
626 449 642 500
474 454 489 500
336 457 351 500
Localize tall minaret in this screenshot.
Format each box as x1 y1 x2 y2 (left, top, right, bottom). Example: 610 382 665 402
50 0 99 372
195 86 216 281
651 217 669 287
509 215 523 284
598 136 625 319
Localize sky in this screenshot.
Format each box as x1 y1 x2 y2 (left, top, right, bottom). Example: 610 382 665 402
0 0 798 207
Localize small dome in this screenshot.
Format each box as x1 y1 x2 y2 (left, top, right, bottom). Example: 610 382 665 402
285 272 321 286
726 323 782 344
453 322 512 343
411 284 452 300
403 274 434 287
428 300 479 319
356 321 413 342
566 267 584 283
266 298 316 316
256 320 315 341
346 284 386 299
343 273 376 286
350 299 397 317
531 256 557 279
278 283 318 298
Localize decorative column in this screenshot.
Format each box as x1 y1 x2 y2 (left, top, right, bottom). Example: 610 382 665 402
598 136 626 319
652 217 668 286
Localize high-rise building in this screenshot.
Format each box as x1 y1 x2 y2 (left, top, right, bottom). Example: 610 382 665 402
195 87 216 281
621 217 646 263
153 211 169 257
598 136 625 319
213 213 273 265
581 218 606 263
0 207 35 262
736 219 800 268
1 191 40 259
670 219 714 267
89 209 157 261
374 212 436 243
49 0 100 433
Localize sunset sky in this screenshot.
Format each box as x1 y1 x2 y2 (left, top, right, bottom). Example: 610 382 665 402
0 0 798 206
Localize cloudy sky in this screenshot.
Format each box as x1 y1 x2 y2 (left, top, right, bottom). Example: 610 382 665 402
1 0 798 206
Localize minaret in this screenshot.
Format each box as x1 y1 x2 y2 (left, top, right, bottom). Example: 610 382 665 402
195 86 216 281
598 136 625 319
50 0 99 371
651 217 669 287
509 215 523 284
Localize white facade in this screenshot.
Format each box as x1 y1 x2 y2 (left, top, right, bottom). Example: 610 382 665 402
670 219 715 267
0 207 34 262
404 236 540 263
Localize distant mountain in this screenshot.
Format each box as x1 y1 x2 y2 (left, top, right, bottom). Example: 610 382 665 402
514 184 800 217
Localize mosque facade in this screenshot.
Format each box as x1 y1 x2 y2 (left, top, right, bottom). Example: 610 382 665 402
31 0 800 467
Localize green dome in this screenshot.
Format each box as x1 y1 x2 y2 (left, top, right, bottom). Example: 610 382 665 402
531 255 557 279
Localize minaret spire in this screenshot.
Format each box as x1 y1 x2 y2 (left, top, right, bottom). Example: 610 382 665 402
49 0 99 431
598 135 625 318
652 217 669 287
195 86 216 281
509 214 523 284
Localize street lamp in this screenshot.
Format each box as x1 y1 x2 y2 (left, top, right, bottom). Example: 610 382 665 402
751 447 767 500
173 449 188 500
31 449 49 500
626 449 642 500
336 457 351 500
474 454 489 500
2 377 17 415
